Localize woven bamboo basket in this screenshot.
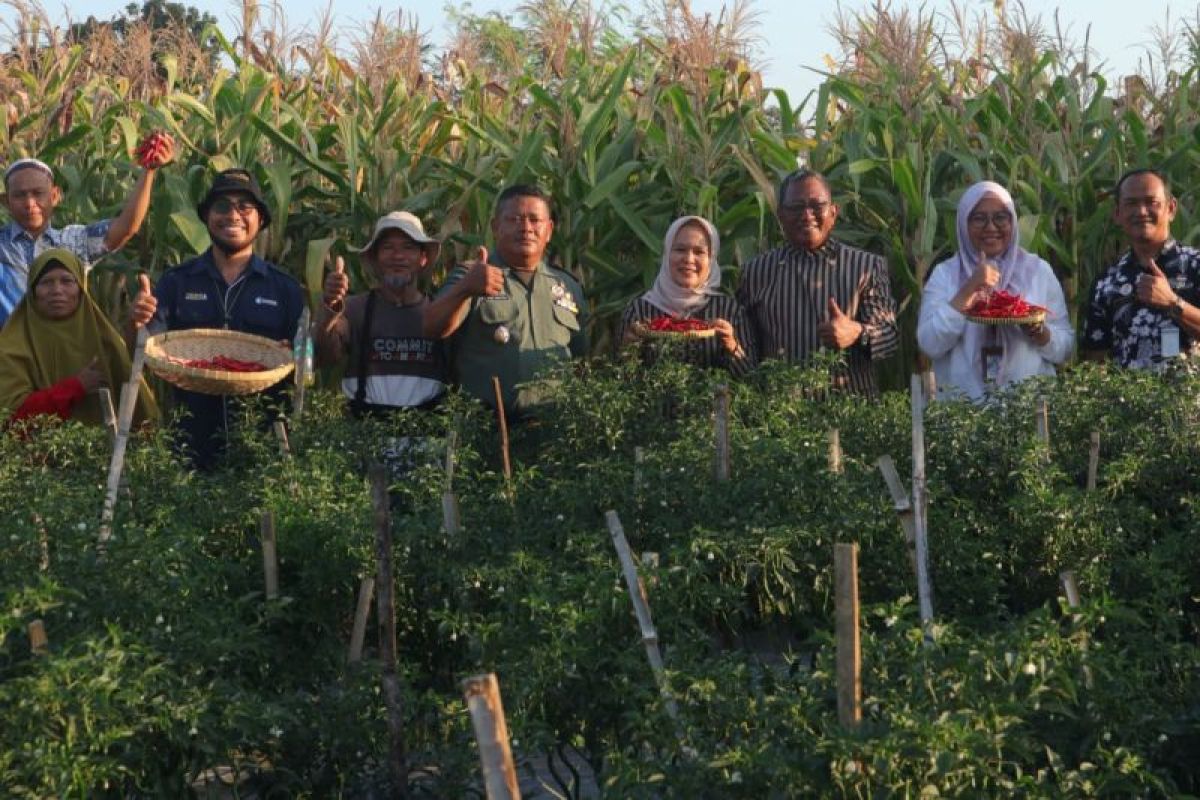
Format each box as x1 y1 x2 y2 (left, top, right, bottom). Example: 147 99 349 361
964 310 1046 326
145 329 294 396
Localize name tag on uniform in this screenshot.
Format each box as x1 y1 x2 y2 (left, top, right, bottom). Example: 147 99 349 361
482 293 509 301
184 292 208 301
1162 325 1181 358
254 296 279 307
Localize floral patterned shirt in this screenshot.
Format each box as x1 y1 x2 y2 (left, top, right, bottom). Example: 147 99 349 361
1081 240 1200 369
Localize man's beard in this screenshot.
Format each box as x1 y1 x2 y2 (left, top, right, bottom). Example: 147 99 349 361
382 273 412 291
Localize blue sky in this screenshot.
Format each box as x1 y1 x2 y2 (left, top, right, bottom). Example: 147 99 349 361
17 0 1192 102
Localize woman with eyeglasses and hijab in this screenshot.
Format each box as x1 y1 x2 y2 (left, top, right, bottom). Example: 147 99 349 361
917 181 1073 400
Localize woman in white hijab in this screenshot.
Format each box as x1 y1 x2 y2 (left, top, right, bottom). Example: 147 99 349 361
619 215 756 375
918 181 1073 400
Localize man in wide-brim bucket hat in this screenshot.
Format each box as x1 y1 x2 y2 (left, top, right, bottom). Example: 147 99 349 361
315 209 448 418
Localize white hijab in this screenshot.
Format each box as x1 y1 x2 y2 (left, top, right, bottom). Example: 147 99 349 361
953 181 1039 293
642 215 723 316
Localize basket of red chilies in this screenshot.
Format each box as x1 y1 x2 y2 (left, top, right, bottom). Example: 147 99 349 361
145 329 294 395
964 290 1047 326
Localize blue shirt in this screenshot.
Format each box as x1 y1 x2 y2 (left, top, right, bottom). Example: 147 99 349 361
152 248 305 468
0 219 112 327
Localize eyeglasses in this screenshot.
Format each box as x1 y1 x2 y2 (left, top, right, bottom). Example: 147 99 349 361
967 212 1012 229
780 201 831 216
211 197 259 216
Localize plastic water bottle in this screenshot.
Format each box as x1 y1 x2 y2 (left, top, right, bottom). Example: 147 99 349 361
294 310 314 386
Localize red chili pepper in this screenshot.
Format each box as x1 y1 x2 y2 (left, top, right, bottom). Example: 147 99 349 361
135 131 171 168
183 356 268 372
646 316 714 332
967 290 1046 318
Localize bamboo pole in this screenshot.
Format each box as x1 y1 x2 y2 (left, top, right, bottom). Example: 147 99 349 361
370 464 408 798
348 576 375 664
292 307 311 420
713 384 730 482
273 420 292 458
463 673 521 800
260 512 279 600
1059 570 1093 689
875 455 917 573
98 386 117 443
1087 432 1100 491
605 510 680 722
492 377 511 481
442 430 461 537
827 428 843 475
835 543 861 728
1035 396 1050 449
98 327 148 550
28 619 47 655
910 375 934 644
921 369 937 402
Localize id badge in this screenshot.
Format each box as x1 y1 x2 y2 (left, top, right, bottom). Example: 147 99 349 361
1162 325 1181 358
982 345 1003 387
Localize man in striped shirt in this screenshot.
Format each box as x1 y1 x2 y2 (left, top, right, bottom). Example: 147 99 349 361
737 169 899 396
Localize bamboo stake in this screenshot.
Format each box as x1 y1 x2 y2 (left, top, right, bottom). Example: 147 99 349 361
910 375 934 644
1086 432 1100 491
634 446 645 495
98 327 148 550
28 619 47 655
921 369 937 402
834 543 861 728
605 510 680 722
463 673 522 800
827 428 843 474
98 386 117 443
273 420 292 458
1059 570 1093 689
492 377 511 481
875 455 917 573
1060 570 1082 610
713 384 730 482
260 512 279 600
292 307 311 420
442 429 461 537
348 576 375 664
1035 397 1050 449
370 464 408 798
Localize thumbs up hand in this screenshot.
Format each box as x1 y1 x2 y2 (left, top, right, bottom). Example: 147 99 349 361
129 273 157 328
1135 257 1179 309
323 255 349 312
462 246 505 297
817 295 864 350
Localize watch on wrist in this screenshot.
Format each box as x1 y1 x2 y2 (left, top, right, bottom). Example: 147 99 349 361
856 324 870 349
1170 296 1185 321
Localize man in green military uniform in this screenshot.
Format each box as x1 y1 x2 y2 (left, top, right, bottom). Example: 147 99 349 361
424 184 588 414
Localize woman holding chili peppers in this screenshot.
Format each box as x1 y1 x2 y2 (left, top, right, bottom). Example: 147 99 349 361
917 181 1074 400
619 215 757 376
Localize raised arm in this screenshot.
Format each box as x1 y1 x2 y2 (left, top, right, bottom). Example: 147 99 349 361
422 247 504 339
314 256 352 367
105 133 176 252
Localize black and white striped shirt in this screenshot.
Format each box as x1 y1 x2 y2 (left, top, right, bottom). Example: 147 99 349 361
618 293 757 377
736 239 899 396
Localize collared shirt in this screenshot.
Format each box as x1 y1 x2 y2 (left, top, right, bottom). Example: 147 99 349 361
0 220 112 327
618 293 757 377
150 248 304 468
1082 240 1200 369
437 260 587 414
736 239 899 396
